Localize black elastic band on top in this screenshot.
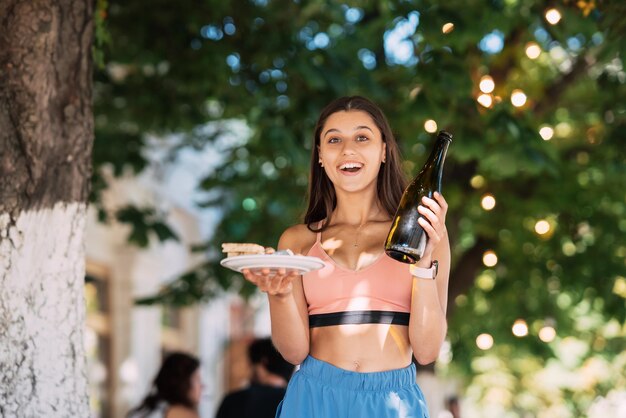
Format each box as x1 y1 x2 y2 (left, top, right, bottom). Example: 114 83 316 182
308 310 410 328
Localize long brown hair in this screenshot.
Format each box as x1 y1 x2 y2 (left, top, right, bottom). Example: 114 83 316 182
304 96 407 232
127 352 200 417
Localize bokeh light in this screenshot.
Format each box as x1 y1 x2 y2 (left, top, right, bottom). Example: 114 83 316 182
512 319 529 337
477 94 493 108
545 8 562 25
442 23 454 34
242 197 257 211
539 326 557 342
482 250 498 267
534 219 551 235
479 30 505 54
562 241 577 256
424 119 438 133
556 122 572 137
479 75 495 93
511 89 527 107
470 175 485 189
525 42 542 59
476 333 494 350
481 194 496 211
539 126 554 140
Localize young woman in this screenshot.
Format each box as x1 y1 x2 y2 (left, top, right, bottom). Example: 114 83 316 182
243 96 450 417
127 352 203 418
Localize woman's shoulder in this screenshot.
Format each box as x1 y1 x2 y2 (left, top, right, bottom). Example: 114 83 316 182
164 405 199 418
278 223 317 254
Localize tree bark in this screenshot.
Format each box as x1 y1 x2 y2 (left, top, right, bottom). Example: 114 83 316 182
0 0 93 416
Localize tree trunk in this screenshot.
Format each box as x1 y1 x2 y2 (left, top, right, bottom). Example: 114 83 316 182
0 0 93 416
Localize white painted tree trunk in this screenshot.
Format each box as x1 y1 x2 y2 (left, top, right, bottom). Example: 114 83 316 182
0 203 89 417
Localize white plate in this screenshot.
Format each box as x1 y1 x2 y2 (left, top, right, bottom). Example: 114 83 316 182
220 254 326 274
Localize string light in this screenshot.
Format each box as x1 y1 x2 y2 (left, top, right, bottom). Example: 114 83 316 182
534 220 551 235
479 75 495 93
512 319 529 337
442 23 454 34
539 126 554 140
476 333 494 350
477 94 493 108
545 8 562 25
525 42 542 59
481 194 496 211
511 89 527 107
482 250 498 267
539 326 556 342
424 119 438 133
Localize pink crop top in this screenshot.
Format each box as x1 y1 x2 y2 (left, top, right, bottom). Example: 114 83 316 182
303 223 413 327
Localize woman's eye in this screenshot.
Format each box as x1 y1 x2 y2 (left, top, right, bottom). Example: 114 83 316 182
328 137 340 144
356 135 369 142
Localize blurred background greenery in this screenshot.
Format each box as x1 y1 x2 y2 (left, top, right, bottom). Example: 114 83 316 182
91 0 625 416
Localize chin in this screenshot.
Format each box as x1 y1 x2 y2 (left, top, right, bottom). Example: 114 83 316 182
336 180 377 194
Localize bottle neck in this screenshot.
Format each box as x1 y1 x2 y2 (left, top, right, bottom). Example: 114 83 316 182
421 137 451 190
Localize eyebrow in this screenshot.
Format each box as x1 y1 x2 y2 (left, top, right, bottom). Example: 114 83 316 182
323 125 375 137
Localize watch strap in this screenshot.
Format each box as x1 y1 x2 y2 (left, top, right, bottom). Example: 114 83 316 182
410 260 439 280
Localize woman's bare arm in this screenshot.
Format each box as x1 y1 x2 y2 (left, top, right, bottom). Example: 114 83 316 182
242 225 310 364
407 193 451 364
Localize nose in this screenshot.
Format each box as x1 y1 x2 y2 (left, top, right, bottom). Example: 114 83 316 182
341 141 357 155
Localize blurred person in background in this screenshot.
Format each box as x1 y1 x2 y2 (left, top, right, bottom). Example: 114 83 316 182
127 352 202 418
446 396 461 418
216 337 295 418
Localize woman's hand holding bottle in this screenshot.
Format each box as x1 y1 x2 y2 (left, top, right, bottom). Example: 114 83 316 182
415 191 448 263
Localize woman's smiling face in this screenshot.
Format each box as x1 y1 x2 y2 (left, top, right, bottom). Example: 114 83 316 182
318 110 386 193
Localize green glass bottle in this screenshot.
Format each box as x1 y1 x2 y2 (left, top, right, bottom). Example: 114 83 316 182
385 130 452 264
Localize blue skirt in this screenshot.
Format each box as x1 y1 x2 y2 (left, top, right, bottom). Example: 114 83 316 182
276 356 429 418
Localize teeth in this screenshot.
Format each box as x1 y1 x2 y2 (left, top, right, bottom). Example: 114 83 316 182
340 162 364 170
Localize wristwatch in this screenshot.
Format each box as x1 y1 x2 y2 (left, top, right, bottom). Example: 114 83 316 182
410 260 439 280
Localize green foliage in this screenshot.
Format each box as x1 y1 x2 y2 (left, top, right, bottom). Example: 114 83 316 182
115 206 179 247
93 0 626 414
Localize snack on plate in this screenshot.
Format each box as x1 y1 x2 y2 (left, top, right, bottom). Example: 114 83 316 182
221 243 265 258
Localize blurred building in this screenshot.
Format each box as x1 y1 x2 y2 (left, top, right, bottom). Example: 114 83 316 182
84 126 270 418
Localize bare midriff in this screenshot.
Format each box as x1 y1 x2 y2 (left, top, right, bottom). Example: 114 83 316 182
309 323 412 372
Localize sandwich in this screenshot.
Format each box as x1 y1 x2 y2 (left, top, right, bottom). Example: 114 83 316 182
221 243 266 258
221 243 294 258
